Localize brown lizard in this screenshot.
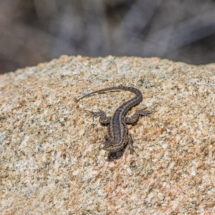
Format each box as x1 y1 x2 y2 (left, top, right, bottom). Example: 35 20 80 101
76 86 152 160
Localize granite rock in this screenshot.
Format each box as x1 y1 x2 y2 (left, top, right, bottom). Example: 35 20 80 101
1 56 215 214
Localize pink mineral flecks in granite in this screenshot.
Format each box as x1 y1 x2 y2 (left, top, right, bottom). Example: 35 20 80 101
0 56 215 214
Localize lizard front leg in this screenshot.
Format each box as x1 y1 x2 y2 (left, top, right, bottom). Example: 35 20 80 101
127 134 139 155
125 109 151 124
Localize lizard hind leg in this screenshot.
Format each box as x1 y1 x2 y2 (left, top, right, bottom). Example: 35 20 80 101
86 109 111 125
125 109 151 124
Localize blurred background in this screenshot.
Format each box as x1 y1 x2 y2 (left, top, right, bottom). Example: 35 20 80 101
1 0 215 74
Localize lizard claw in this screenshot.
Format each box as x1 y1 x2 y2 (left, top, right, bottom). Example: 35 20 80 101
84 109 94 114
84 109 100 116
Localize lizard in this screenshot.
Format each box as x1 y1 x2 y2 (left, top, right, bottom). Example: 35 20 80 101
75 85 152 159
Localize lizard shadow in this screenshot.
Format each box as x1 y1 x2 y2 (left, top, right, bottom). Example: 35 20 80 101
107 148 126 161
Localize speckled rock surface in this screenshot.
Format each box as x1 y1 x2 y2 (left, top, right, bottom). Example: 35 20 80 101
1 56 215 214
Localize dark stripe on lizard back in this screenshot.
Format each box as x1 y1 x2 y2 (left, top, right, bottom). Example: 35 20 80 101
111 87 142 140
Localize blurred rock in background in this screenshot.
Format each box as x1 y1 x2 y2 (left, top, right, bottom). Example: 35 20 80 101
0 0 215 74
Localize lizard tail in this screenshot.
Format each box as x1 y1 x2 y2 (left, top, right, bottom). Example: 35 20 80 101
75 86 123 102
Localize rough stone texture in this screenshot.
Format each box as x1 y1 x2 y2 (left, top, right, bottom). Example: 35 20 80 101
1 56 215 214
